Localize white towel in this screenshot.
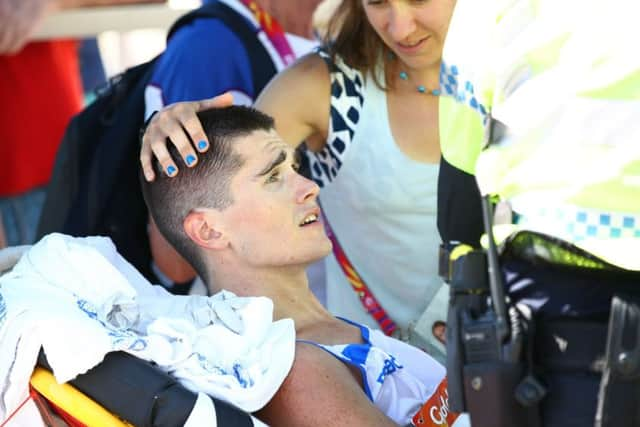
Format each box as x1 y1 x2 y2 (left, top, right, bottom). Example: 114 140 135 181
0 233 294 422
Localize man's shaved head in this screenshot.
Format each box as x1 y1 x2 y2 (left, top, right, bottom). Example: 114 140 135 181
141 106 275 277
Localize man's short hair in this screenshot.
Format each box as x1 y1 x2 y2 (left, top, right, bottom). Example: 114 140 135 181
140 106 275 278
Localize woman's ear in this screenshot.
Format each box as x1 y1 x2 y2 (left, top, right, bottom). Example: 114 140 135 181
183 209 228 250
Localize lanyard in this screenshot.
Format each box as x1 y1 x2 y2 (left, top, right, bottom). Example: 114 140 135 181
322 213 398 336
237 0 296 67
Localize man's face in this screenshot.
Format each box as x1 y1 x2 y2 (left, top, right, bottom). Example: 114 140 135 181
220 129 332 268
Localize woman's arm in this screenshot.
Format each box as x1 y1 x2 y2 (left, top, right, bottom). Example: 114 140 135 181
255 53 330 153
140 53 331 181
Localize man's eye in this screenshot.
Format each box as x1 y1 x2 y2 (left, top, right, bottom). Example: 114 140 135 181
266 170 280 183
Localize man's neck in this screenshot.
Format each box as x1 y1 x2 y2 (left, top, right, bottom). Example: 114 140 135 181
207 259 333 330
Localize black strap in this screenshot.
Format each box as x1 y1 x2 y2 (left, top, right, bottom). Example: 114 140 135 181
167 1 277 96
37 349 255 426
595 294 640 427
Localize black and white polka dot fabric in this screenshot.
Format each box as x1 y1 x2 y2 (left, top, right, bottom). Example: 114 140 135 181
306 49 365 188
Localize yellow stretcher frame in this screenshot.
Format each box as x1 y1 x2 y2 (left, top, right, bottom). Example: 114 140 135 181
29 367 132 427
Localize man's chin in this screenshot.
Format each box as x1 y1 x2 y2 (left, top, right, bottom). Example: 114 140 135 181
319 240 333 258
301 244 332 266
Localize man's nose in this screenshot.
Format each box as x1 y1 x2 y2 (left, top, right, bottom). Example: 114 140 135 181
296 174 320 203
388 4 416 42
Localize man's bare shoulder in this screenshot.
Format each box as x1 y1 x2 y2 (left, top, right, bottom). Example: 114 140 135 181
255 341 397 427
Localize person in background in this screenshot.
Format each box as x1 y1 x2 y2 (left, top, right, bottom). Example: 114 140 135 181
431 320 446 345
140 0 475 363
78 37 108 102
0 0 162 248
310 0 340 40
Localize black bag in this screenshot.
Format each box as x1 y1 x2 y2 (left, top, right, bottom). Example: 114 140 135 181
36 1 277 283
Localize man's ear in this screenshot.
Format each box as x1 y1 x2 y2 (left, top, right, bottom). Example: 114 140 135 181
183 209 228 250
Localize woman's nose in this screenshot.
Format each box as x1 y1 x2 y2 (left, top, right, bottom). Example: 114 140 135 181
387 4 417 42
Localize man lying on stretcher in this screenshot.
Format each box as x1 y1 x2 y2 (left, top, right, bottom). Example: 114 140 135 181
139 105 469 427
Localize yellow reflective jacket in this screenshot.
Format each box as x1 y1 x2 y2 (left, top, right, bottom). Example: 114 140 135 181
441 0 640 269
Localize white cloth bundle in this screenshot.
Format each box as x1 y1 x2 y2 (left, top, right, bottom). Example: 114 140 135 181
0 233 294 422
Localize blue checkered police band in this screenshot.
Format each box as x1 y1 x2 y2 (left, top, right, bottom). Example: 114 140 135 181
514 206 640 242
440 61 489 124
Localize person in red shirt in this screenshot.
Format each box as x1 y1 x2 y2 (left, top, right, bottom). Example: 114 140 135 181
0 39 83 246
0 0 162 247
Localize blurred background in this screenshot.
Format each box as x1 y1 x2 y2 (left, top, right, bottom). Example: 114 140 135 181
34 0 200 102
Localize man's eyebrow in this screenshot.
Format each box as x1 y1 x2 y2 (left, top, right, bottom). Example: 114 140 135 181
256 149 287 177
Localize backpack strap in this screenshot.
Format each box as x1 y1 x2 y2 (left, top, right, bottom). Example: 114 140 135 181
167 1 277 96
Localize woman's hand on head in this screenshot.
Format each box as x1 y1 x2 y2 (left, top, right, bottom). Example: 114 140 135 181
140 92 234 181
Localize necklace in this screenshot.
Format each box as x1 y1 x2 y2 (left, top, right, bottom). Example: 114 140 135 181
399 71 441 96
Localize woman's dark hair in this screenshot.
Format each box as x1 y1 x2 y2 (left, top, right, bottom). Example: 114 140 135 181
324 0 391 89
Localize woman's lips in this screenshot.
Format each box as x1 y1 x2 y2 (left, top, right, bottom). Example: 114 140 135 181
395 36 430 55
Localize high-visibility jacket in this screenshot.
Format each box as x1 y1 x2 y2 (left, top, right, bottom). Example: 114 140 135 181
440 0 640 270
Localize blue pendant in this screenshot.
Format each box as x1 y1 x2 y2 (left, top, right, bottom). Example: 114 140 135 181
399 71 408 80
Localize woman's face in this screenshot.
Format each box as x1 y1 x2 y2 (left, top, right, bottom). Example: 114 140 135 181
362 0 456 71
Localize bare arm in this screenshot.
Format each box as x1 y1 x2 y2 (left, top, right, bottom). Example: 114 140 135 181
140 53 331 181
254 53 330 152
256 343 398 427
0 0 163 54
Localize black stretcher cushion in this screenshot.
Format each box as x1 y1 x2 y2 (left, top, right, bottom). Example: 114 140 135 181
37 349 254 427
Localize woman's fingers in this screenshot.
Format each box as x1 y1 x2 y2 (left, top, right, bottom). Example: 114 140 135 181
139 136 156 182
141 105 189 180
140 93 234 181
153 107 194 176
198 92 234 110
174 105 205 165
165 103 201 169
190 93 234 152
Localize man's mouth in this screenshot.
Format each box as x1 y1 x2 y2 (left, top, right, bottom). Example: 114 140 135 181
299 213 319 226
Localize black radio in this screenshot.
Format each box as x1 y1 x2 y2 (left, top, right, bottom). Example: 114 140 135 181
444 197 545 427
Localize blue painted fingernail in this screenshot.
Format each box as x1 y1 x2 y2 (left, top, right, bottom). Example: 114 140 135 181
197 140 208 150
186 154 196 166
167 165 176 176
